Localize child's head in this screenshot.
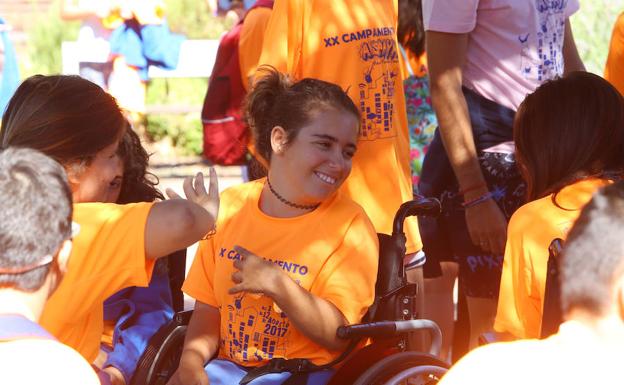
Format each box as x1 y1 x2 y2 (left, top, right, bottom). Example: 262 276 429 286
560 181 624 319
0 75 129 203
0 147 73 292
245 67 361 203
514 71 624 200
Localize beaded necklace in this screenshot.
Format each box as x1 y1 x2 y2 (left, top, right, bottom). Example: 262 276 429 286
266 177 320 211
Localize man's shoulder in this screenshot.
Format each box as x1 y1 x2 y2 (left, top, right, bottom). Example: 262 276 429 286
0 339 99 384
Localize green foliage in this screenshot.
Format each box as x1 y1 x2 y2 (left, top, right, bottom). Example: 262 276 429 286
571 1 624 74
145 78 208 155
146 113 204 155
24 0 80 76
163 0 232 39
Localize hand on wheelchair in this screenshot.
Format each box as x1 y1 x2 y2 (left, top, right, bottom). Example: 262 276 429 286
166 352 209 385
228 246 281 297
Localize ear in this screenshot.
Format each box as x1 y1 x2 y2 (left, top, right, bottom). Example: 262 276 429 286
56 239 73 275
64 162 82 186
270 126 288 155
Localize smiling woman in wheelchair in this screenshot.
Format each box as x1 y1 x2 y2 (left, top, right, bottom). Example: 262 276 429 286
167 67 379 385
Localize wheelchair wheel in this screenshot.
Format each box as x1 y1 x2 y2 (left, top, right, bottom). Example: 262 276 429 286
353 351 449 385
130 311 192 385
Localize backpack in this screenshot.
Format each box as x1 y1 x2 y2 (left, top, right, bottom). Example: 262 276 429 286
201 0 274 165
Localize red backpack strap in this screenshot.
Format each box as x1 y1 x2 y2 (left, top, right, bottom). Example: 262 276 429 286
0 314 56 341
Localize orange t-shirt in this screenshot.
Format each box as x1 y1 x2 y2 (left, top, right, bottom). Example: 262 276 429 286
439 321 623 385
183 179 379 367
605 13 624 96
239 6 273 91
40 202 156 362
258 0 421 253
494 178 610 339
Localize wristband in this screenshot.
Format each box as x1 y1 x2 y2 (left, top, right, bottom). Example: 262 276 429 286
201 227 217 240
462 188 505 209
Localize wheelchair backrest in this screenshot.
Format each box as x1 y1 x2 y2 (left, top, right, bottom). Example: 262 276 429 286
540 238 564 339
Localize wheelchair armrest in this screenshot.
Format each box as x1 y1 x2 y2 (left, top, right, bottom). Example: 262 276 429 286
337 319 442 357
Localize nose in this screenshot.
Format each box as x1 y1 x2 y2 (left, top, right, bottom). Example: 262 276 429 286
327 148 346 172
113 153 124 176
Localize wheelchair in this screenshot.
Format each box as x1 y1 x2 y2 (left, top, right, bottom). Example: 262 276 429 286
540 238 563 339
130 198 450 385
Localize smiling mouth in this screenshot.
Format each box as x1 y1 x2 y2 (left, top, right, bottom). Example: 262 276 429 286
314 171 337 185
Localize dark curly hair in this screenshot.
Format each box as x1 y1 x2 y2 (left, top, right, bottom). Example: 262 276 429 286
117 126 164 204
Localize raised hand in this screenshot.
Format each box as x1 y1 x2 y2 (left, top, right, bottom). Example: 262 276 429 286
166 168 220 226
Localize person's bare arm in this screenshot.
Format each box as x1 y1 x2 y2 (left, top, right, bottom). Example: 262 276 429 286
229 247 349 350
427 31 507 255
167 302 220 385
562 19 585 74
144 169 220 260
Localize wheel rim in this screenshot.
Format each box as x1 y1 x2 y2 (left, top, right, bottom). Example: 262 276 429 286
383 365 447 385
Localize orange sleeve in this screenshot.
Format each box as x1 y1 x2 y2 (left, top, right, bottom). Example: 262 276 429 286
605 13 624 95
183 239 219 307
309 212 379 324
239 7 273 90
71 202 156 299
257 0 304 78
494 209 543 339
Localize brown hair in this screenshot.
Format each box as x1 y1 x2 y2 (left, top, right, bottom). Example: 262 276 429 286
0 75 163 203
117 127 164 203
398 0 425 57
244 66 360 166
514 71 624 202
0 75 126 169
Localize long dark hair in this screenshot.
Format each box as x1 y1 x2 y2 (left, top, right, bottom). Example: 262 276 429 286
0 75 126 167
514 71 624 202
0 74 163 204
398 0 425 57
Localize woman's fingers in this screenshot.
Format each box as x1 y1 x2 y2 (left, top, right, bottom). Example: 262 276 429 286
182 175 196 201
231 271 243 284
194 172 208 196
233 245 251 259
165 188 182 200
208 167 219 199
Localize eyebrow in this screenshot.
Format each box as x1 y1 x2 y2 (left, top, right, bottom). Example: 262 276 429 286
312 134 357 150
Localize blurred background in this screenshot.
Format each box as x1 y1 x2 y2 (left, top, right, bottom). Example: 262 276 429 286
0 0 622 157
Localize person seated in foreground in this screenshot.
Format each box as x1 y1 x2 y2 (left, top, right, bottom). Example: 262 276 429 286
0 147 99 385
439 181 624 384
167 67 379 385
494 72 624 340
0 74 220 377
